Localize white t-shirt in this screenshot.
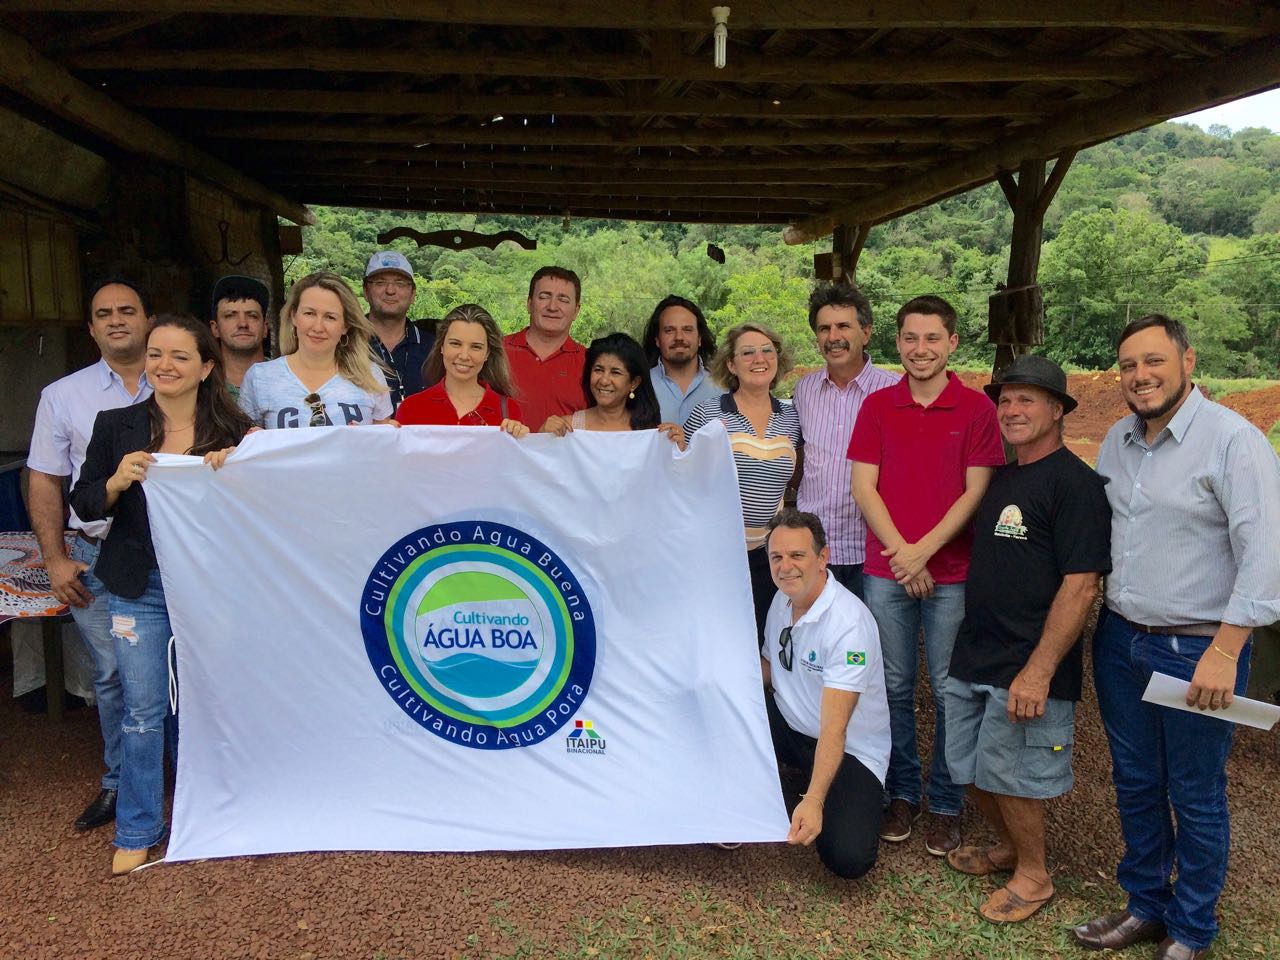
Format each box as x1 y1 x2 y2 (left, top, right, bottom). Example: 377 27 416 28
239 356 392 429
765 574 891 785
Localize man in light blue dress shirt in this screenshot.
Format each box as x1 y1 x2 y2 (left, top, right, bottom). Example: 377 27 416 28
642 295 724 425
27 277 153 833
1075 314 1280 960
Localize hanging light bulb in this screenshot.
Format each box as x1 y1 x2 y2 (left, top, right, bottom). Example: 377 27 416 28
712 7 730 69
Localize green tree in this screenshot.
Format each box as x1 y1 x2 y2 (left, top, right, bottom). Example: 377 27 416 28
1040 209 1205 369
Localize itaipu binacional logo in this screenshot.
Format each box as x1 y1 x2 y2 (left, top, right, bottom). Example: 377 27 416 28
360 520 596 750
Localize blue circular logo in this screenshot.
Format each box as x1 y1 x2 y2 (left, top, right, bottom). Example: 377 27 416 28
360 521 596 749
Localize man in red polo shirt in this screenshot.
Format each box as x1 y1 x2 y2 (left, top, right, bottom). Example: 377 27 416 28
503 266 588 431
848 294 1004 858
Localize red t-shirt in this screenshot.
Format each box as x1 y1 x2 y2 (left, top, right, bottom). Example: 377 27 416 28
846 372 1004 584
396 381 524 427
502 328 586 431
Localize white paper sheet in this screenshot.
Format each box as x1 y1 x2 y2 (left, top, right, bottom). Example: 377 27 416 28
1141 671 1280 731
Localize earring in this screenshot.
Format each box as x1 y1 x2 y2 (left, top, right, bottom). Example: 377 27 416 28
629 390 636 399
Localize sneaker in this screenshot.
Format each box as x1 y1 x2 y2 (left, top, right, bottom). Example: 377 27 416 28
879 798 921 842
924 812 962 856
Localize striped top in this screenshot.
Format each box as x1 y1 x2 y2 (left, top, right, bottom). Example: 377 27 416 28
686 393 802 551
792 358 901 565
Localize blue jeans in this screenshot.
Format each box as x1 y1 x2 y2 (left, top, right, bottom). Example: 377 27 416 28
862 574 966 815
1093 607 1251 950
109 570 174 850
68 536 122 791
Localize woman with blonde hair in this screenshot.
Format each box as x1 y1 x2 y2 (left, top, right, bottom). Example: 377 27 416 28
396 304 528 436
239 271 394 429
685 322 802 645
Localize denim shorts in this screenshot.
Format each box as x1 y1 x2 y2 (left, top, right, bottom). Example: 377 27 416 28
945 680 1076 800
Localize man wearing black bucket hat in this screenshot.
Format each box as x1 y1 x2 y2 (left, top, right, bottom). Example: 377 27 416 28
943 355 1111 924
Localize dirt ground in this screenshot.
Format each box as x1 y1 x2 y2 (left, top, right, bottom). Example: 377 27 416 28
2 631 1277 960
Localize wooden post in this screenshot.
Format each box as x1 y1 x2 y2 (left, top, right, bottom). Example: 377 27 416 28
814 222 869 283
988 151 1075 382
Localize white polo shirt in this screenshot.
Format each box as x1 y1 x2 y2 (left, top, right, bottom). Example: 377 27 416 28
27 358 152 537
765 574 890 785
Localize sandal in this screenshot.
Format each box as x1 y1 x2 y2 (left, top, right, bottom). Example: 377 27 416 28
979 886 1054 923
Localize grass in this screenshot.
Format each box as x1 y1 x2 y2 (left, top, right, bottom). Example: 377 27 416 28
1269 419 1280 454
430 865 1280 960
1196 375 1280 400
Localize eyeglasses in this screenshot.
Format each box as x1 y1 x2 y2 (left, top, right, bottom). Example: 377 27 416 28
735 346 777 359
303 392 331 427
367 278 412 291
778 626 794 671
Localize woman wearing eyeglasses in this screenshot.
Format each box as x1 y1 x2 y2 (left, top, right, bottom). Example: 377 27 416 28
70 314 254 875
684 322 802 646
395 304 529 436
540 332 686 449
238 271 394 429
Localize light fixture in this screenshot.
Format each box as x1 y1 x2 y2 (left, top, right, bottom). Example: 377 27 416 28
491 114 504 122
712 7 730 69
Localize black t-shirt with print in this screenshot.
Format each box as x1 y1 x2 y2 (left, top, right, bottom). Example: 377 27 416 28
950 446 1111 701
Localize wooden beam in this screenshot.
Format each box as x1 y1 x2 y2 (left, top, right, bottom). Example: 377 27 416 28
297 188 807 220
64 47 1158 85
1034 147 1078 220
15 1 1280 33
784 36 1280 242
276 172 845 201
120 85 1049 120
259 162 895 187
226 144 936 170
308 194 783 225
199 120 992 147
0 24 312 224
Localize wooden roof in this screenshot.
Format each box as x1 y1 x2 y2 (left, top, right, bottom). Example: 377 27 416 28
1 2 1278 240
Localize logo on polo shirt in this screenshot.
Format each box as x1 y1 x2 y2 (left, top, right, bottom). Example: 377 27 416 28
360 520 596 750
994 505 1028 541
847 651 866 666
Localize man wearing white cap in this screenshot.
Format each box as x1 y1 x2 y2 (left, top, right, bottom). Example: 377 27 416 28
363 250 434 412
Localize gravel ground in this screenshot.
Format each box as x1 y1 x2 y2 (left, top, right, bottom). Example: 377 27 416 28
2 621 1277 959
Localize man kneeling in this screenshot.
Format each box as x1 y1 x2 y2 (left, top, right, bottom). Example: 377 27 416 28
761 509 890 879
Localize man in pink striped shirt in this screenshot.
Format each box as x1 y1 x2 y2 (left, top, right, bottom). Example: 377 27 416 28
792 282 900 599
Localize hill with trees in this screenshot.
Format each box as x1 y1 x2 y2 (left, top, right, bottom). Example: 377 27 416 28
294 121 1280 378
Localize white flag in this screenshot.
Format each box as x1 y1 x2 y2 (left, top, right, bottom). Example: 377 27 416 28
143 423 789 859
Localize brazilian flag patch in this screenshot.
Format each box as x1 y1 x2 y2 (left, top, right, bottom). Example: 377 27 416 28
847 651 866 666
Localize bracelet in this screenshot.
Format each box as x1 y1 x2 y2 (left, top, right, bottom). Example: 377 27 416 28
1211 643 1238 663
800 793 825 807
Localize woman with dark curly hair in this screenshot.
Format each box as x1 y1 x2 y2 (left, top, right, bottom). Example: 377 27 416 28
541 333 685 449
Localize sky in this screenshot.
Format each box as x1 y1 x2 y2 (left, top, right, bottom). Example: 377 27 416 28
1173 87 1279 133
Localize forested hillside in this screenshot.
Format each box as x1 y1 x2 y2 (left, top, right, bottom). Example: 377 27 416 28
296 121 1280 377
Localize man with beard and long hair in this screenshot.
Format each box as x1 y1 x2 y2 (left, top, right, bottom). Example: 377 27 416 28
642 294 724 425
848 295 1004 859
1075 315 1280 960
792 282 899 600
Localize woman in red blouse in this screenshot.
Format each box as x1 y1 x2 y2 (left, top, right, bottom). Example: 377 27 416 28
396 304 529 436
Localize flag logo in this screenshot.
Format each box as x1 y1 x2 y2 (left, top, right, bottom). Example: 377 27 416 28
847 651 866 665
360 520 596 750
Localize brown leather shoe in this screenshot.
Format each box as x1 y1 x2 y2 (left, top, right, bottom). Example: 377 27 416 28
1070 910 1166 951
923 812 961 856
1153 937 1210 960
879 798 920 842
